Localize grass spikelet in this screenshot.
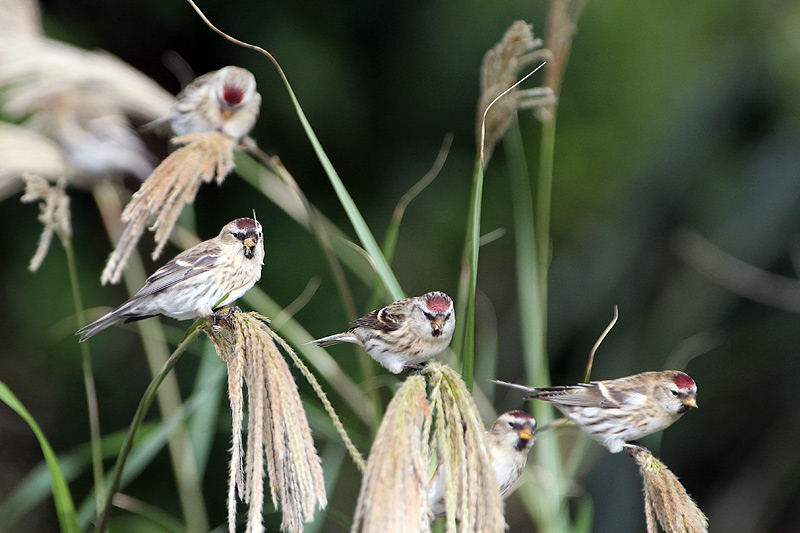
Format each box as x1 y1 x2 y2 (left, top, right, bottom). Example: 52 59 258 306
424 362 505 532
628 445 708 533
351 375 432 533
101 132 235 284
20 174 70 271
478 20 553 161
204 310 327 533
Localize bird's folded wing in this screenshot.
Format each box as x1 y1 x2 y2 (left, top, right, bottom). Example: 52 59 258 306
134 246 222 298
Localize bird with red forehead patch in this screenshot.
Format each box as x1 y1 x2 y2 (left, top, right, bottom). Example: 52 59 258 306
150 65 261 141
429 410 536 517
77 217 264 341
493 370 697 453
307 291 455 373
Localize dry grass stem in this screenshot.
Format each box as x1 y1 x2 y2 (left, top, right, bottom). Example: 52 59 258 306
204 310 327 533
477 20 554 161
20 174 70 271
537 0 589 122
424 362 505 532
102 132 235 284
352 375 432 533
629 445 708 533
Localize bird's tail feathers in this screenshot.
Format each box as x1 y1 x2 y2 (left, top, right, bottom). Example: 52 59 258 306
76 303 135 342
304 332 358 348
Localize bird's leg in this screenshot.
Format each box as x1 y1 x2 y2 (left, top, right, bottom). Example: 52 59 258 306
211 305 241 329
404 362 428 373
623 441 648 456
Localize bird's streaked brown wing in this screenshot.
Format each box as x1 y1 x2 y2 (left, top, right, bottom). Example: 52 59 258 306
132 242 222 298
526 383 622 408
350 298 411 332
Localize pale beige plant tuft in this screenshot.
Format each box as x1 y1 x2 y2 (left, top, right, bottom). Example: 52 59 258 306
102 132 236 285
478 20 554 161
351 374 432 533
20 173 70 271
629 445 708 533
204 310 327 533
424 362 506 533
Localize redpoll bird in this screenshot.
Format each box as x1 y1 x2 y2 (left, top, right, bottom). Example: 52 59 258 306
77 218 264 342
429 411 537 517
307 291 455 374
151 66 261 141
493 371 697 453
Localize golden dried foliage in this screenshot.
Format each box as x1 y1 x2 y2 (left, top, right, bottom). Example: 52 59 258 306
352 363 506 533
425 363 506 533
351 374 432 533
20 174 70 271
102 132 235 285
204 311 326 533
477 20 554 161
629 445 708 533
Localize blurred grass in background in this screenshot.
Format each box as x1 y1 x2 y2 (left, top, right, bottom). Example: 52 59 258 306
2 0 800 531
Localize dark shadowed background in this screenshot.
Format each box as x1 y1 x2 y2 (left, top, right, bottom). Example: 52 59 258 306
2 0 800 531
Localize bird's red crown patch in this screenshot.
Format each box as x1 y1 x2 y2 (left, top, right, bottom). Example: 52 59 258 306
425 294 451 312
235 218 258 230
508 410 534 420
673 373 695 389
223 86 244 106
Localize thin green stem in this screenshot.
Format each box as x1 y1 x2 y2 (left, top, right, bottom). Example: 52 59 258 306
460 157 485 392
62 238 104 520
506 116 569 533
96 322 203 533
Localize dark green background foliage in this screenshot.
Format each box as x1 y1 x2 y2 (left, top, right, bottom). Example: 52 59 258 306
2 0 800 531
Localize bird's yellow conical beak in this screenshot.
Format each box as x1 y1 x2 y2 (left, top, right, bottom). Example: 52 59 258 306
683 398 698 409
518 428 534 441
432 316 444 332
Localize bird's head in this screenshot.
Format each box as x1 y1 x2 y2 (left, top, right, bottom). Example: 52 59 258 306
490 411 537 453
215 66 258 112
221 217 264 261
658 371 698 415
410 291 455 341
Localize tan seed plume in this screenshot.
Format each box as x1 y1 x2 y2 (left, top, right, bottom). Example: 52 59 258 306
204 310 326 533
351 374 432 533
20 173 70 271
629 445 708 533
477 20 554 161
102 132 235 285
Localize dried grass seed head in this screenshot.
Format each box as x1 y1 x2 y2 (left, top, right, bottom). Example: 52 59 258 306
204 311 326 533
101 132 236 285
21 173 70 271
630 445 708 533
477 20 554 160
352 375 432 533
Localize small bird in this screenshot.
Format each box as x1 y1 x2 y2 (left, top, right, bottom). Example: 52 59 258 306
493 371 698 453
428 411 537 517
149 66 261 141
307 291 455 374
77 217 264 342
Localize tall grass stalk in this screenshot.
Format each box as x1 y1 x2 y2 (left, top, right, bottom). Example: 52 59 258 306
506 117 570 532
62 238 105 520
93 183 208 532
95 321 204 533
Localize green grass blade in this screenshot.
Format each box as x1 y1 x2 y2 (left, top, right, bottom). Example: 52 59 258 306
0 381 80 533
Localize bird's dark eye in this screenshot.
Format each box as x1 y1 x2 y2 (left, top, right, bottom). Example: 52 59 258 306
507 421 515 429
445 312 451 320
670 390 679 396
423 311 434 320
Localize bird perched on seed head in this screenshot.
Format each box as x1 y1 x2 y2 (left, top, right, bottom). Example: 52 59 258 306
77 217 264 342
429 410 536 517
307 291 455 374
147 66 261 141
493 371 697 453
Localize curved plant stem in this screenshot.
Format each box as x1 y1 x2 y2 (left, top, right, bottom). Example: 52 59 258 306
96 322 203 533
62 238 105 521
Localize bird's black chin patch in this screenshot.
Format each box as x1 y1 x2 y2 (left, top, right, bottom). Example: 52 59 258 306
677 404 690 414
515 439 531 452
431 328 442 337
244 247 254 259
